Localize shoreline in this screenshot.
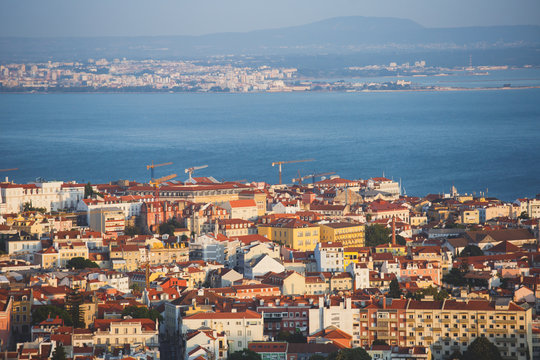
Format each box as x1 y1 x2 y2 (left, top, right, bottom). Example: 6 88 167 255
1 85 539 95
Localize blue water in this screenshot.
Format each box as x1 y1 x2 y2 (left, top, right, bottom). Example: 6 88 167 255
1 89 539 201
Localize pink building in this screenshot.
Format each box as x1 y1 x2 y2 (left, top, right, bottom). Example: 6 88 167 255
0 297 12 350
399 260 441 285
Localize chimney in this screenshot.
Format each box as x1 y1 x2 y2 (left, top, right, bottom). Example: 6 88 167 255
392 216 396 246
382 296 387 309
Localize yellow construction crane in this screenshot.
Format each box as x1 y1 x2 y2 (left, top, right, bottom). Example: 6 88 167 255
185 165 208 182
149 173 177 200
271 159 314 185
292 171 336 185
146 161 173 181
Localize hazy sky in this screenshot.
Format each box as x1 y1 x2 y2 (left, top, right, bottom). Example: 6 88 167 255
2 0 540 37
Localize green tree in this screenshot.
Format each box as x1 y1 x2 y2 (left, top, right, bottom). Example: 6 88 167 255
365 224 392 247
158 217 183 236
122 305 163 322
332 347 371 360
84 182 102 199
228 349 262 360
447 350 462 360
22 201 47 213
51 344 67 360
459 245 484 257
310 355 326 360
396 235 406 246
84 182 93 198
276 329 307 343
388 278 402 298
65 257 99 269
32 305 73 326
462 337 502 360
443 268 467 287
125 225 142 236
519 211 529 220
66 289 84 328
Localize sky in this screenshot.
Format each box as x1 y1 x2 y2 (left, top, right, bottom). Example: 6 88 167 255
1 0 540 38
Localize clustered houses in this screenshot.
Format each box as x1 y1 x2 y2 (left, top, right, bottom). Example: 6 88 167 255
0 175 539 360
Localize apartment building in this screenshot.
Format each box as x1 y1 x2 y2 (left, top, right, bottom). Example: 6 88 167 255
182 310 264 352
258 218 320 251
319 222 365 247
312 297 532 360
93 318 159 350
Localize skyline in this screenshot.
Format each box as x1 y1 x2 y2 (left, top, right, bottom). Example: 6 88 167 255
1 0 540 38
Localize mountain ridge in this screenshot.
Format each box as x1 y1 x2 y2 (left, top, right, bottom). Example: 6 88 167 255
1 16 539 62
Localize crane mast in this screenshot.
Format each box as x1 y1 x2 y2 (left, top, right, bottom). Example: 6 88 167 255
271 159 314 185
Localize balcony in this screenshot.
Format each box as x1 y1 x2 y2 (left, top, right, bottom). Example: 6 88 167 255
495 319 516 325
372 325 389 331
495 337 516 343
432 344 443 350
440 318 451 324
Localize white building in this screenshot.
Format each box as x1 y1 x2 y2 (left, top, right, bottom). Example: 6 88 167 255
0 181 84 214
77 194 153 223
314 242 344 273
346 262 370 290
308 297 357 342
6 237 43 262
87 271 129 292
244 254 284 279
93 318 159 351
220 200 258 221
182 310 263 353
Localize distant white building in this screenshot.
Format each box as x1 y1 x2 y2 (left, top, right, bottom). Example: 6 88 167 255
0 181 85 214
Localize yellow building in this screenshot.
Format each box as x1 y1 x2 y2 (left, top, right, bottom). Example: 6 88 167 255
343 247 370 270
258 218 319 251
459 208 480 224
374 243 407 256
10 289 32 337
320 222 365 247
109 244 146 271
148 243 189 265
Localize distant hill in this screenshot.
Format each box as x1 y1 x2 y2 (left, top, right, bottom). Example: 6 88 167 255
1 16 539 62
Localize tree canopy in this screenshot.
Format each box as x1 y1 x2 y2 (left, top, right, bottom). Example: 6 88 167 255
462 337 502 360
228 349 262 360
407 286 449 301
365 224 392 247
32 305 73 326
22 202 47 213
65 257 99 269
66 289 85 328
388 278 402 298
275 329 307 343
442 267 468 287
159 217 183 236
459 245 484 257
122 305 163 322
51 344 67 360
329 347 371 360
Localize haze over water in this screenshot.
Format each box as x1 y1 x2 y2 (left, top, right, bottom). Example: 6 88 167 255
1 87 539 201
